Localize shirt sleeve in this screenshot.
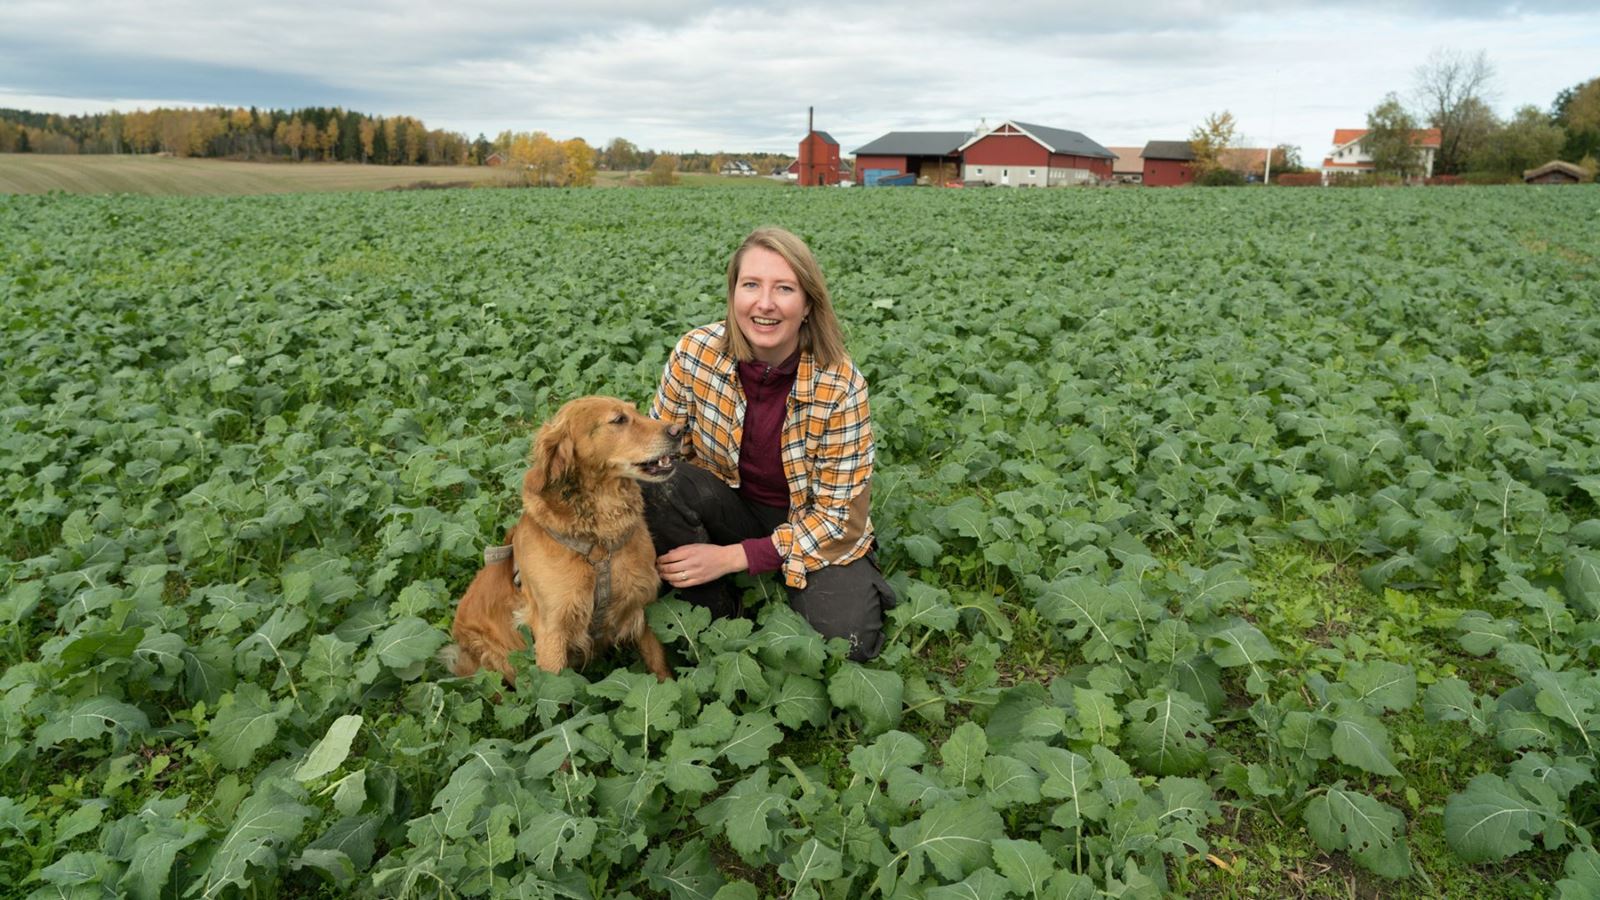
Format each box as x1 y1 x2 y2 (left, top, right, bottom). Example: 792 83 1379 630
770 373 875 588
649 335 693 431
741 536 783 574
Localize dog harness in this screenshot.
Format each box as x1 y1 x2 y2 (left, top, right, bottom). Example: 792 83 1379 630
483 525 639 641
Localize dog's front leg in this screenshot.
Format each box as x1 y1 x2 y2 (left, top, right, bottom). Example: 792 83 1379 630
636 628 673 682
529 607 570 675
513 581 567 675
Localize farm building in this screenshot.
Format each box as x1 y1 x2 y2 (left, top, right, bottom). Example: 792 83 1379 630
797 109 841 186
719 159 757 176
1322 127 1441 180
852 132 967 186
958 121 1114 186
1107 147 1144 184
1140 141 1196 187
1523 160 1588 184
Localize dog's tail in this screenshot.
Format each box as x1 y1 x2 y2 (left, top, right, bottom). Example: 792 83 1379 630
437 642 477 677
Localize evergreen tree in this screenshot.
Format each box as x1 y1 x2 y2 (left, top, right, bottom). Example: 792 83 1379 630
392 120 409 165
341 110 362 161
371 119 389 166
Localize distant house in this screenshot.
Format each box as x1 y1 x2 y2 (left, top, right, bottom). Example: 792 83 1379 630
1140 141 1196 187
719 159 757 176
852 131 967 186
783 160 800 181
1322 127 1441 181
485 151 508 167
958 121 1114 186
1523 160 1587 184
1107 147 1144 184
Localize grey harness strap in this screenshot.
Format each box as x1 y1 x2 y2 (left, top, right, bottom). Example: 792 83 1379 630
543 525 638 640
483 526 638 641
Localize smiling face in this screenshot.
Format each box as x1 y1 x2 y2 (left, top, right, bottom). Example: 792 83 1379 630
731 246 810 364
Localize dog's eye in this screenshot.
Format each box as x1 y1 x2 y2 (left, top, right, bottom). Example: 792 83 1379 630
611 413 628 425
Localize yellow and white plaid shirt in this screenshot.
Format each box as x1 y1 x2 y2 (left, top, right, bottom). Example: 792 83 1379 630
650 322 876 589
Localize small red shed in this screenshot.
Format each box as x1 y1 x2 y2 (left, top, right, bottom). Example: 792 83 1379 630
1140 141 1196 187
798 107 840 186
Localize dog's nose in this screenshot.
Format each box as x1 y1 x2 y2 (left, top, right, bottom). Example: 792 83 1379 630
666 423 684 439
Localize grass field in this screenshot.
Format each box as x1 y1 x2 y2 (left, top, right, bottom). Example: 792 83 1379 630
0 154 512 195
0 154 794 195
3 185 1598 898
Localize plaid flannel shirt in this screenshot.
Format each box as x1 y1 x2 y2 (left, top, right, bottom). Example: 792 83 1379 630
650 322 876 589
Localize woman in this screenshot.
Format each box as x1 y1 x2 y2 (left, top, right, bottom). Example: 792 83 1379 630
644 226 894 661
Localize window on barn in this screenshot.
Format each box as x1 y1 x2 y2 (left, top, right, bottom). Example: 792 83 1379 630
1029 169 1036 176
974 167 984 175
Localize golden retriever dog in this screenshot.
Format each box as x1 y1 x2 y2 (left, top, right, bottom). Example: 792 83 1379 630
442 396 680 683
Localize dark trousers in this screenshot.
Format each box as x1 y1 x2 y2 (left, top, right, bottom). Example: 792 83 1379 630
641 462 894 661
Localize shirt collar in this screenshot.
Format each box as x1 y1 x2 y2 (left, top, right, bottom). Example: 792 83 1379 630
711 321 817 402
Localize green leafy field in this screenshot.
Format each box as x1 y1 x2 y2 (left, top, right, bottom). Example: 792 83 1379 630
3 185 1598 898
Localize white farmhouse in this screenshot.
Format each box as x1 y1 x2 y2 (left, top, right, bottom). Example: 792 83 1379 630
1321 127 1441 182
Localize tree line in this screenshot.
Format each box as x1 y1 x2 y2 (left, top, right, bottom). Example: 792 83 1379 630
0 107 798 183
1362 52 1598 181
0 106 482 166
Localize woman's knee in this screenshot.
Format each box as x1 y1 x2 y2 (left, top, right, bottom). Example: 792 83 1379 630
788 559 895 662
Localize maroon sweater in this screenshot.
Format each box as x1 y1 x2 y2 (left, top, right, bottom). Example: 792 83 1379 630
736 351 798 574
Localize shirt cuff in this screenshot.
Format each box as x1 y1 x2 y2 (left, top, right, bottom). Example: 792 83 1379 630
741 536 782 575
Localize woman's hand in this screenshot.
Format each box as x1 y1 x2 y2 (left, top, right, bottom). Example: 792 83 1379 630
658 544 747 589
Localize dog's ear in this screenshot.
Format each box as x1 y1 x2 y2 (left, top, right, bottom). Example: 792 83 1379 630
527 417 577 496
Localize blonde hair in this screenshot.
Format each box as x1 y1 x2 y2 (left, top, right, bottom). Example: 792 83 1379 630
721 227 849 370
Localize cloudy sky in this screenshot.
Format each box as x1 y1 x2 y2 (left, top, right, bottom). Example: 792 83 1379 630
1 1 1596 162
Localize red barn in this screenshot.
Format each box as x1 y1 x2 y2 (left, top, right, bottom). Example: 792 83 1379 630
1140 141 1196 186
957 121 1114 186
851 132 967 186
798 108 840 186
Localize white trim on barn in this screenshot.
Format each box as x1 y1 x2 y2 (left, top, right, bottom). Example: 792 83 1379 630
957 121 1045 154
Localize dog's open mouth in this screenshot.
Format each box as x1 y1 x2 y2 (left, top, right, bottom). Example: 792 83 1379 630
635 454 677 477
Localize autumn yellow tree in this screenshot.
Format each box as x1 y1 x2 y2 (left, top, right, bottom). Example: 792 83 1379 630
646 154 680 186
157 110 217 157
125 110 156 153
358 119 376 163
563 138 596 186
1189 110 1237 174
282 118 305 160
322 118 340 161
508 131 564 185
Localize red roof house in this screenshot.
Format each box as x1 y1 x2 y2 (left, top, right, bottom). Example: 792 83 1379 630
1322 128 1442 180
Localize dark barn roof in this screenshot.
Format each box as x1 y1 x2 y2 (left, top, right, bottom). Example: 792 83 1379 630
1141 140 1196 161
852 132 968 156
810 131 839 145
1010 122 1115 159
